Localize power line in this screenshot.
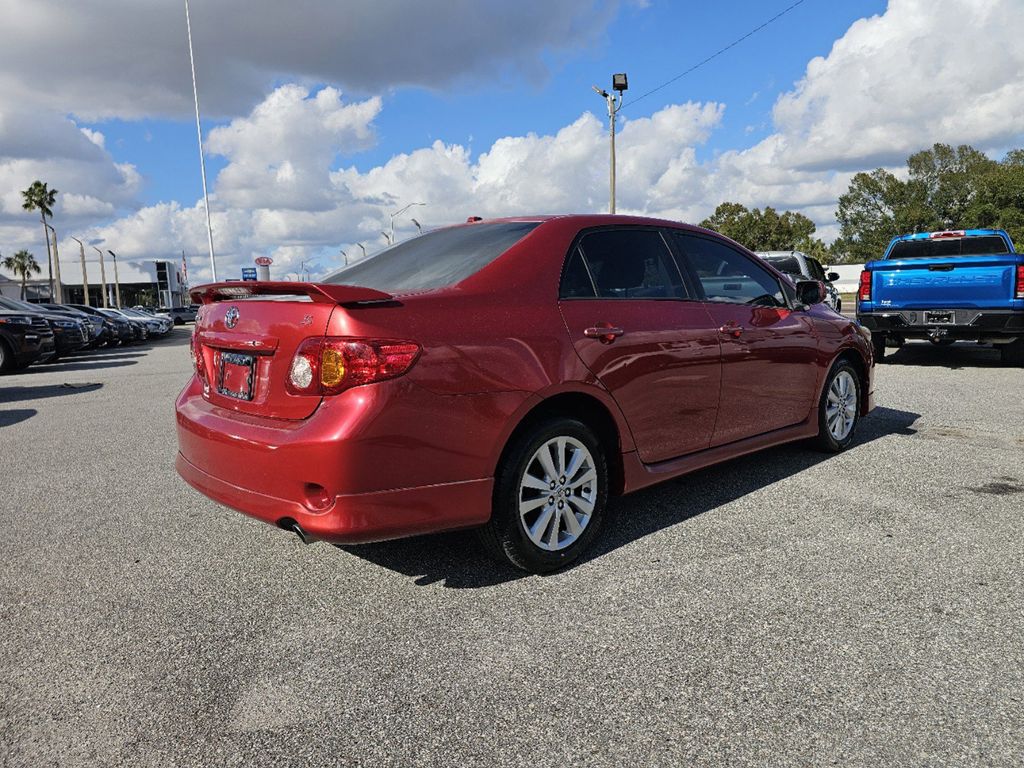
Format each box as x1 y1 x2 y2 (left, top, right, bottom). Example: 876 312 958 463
621 0 808 112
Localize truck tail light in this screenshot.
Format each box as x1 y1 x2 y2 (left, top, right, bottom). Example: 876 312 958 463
858 270 872 301
1016 265 1024 299
287 338 420 396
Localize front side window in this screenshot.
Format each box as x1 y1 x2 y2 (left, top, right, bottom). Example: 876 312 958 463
561 229 687 299
673 233 786 307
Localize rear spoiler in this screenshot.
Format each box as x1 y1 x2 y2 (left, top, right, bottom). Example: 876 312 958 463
190 281 394 307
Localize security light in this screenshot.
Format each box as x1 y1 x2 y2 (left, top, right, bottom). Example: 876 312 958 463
612 73 628 92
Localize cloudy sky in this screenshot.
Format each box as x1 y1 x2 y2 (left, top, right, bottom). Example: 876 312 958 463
1 0 1023 283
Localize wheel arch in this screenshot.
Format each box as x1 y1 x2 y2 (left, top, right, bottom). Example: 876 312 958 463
494 389 628 496
831 346 871 416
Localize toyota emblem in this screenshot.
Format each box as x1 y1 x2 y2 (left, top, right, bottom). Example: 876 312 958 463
225 306 240 329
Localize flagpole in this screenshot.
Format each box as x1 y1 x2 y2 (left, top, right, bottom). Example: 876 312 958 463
185 0 217 282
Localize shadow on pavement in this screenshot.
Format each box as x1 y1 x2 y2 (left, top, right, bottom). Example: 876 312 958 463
0 382 103 405
0 408 37 427
882 341 1005 369
18 358 138 374
339 405 921 589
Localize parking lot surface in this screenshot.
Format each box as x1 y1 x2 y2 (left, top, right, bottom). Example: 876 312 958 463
2 331 1022 766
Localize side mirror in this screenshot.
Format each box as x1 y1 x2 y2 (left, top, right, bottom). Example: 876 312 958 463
827 271 840 282
795 280 826 306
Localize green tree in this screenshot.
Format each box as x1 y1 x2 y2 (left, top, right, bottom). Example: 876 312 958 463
21 180 58 289
699 202 827 255
834 143 1024 260
2 250 41 300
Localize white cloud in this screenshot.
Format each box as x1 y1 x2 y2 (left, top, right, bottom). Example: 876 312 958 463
769 0 1024 170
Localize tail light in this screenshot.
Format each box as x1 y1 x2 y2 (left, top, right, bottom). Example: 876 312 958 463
287 338 420 396
190 333 207 382
1016 265 1024 299
858 270 872 301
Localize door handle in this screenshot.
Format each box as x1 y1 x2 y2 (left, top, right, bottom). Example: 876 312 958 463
719 321 743 338
584 325 625 344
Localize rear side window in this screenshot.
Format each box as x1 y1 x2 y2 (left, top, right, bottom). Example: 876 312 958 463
322 222 540 292
888 236 1010 259
763 255 802 276
673 233 786 307
562 229 687 299
806 258 827 281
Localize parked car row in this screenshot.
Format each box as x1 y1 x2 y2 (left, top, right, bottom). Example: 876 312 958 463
0 296 182 374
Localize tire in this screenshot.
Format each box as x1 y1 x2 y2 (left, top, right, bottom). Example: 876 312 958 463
479 417 608 573
871 331 886 362
836 300 842 314
813 360 861 453
1001 338 1024 366
0 339 11 374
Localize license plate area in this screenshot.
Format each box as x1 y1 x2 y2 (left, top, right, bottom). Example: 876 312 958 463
925 310 955 325
216 351 256 401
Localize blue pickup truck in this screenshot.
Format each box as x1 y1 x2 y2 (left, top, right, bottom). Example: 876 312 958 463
857 229 1024 365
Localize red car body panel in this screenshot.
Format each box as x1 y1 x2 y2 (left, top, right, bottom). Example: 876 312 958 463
176 214 874 544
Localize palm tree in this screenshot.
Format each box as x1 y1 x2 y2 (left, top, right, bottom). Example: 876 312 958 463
21 180 58 295
2 250 42 300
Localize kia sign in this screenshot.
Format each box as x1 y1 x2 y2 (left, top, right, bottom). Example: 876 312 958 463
254 256 272 281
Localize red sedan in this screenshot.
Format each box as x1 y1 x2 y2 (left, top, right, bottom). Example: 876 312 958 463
176 215 874 572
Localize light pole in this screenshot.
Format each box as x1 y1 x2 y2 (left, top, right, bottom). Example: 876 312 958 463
356 243 366 260
381 230 392 245
45 224 64 303
92 246 109 307
185 0 217 281
592 73 628 214
389 202 425 244
108 250 121 308
339 249 348 266
410 218 423 235
69 236 90 306
299 259 313 281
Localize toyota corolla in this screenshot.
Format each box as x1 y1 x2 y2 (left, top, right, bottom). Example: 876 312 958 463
176 215 874 572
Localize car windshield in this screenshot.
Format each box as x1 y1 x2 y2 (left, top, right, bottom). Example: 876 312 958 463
763 256 802 276
888 236 1009 259
322 222 541 292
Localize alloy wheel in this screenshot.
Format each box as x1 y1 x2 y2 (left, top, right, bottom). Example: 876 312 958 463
826 370 857 441
518 436 597 552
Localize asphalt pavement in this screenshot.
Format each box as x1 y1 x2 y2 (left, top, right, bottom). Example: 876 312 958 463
1 330 1022 766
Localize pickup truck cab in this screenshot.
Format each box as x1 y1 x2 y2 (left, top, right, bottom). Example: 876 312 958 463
857 229 1024 364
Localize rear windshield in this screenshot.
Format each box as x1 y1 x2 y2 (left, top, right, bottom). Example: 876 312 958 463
888 236 1009 259
322 222 540 292
762 256 802 276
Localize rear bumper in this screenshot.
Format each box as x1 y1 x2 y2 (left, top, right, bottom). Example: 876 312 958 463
176 451 492 543
858 309 1024 340
175 376 530 543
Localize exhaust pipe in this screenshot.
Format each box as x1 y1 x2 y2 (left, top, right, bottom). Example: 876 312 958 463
279 519 314 545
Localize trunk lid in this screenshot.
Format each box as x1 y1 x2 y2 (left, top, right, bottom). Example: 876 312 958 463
869 254 1021 309
191 282 393 420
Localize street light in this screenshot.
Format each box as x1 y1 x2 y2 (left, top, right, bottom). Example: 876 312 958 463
92 246 109 307
69 236 90 306
389 202 425 244
410 218 423 235
592 72 628 214
299 259 313 281
45 223 63 303
381 230 392 245
356 243 366 260
108 250 121 308
339 249 348 266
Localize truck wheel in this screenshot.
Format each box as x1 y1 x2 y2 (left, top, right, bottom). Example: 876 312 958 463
871 332 886 362
813 360 861 453
0 339 11 374
479 417 608 573
1001 339 1024 366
